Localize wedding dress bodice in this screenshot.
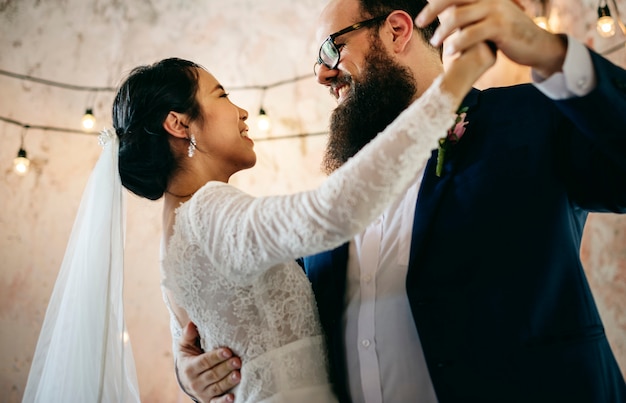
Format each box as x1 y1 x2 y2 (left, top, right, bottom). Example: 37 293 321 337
161 76 456 403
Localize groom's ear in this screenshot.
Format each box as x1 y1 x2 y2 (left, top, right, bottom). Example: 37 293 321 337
163 112 189 139
384 10 415 54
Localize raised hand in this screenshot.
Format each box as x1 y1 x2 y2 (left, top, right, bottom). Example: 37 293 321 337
438 40 497 109
416 0 567 78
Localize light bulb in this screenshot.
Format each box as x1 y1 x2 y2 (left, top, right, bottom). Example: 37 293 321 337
597 16 616 37
14 148 30 175
533 16 549 31
597 5 616 38
257 108 271 132
82 108 96 130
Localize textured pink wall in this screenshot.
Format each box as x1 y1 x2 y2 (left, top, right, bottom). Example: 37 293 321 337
582 214 626 369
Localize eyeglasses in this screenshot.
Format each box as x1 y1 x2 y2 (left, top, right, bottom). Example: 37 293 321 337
314 14 389 75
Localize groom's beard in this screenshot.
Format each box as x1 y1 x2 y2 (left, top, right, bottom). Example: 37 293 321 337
322 42 417 174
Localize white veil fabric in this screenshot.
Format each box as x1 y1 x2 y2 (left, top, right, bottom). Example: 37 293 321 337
23 128 140 402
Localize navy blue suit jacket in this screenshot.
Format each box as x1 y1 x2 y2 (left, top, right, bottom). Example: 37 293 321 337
303 50 626 403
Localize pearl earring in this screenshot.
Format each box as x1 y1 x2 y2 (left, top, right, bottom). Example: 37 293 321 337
188 134 197 158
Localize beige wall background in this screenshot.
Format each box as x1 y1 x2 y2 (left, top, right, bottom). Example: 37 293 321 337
1 0 625 401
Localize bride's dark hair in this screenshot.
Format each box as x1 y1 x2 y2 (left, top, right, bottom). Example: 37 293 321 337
112 58 203 200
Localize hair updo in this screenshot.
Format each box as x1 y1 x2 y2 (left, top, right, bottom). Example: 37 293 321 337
112 58 203 200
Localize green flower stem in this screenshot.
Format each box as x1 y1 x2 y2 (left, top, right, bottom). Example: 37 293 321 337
436 138 447 177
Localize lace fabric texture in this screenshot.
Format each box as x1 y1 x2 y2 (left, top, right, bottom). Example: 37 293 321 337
161 76 456 403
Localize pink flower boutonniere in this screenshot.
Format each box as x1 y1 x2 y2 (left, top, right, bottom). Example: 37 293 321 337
436 106 469 177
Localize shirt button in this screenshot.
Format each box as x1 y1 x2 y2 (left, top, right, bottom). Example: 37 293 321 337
361 339 371 348
577 77 588 89
363 274 372 283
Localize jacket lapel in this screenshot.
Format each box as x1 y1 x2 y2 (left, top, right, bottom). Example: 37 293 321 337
408 88 480 268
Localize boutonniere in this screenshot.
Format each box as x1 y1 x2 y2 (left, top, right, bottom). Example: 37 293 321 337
436 106 469 177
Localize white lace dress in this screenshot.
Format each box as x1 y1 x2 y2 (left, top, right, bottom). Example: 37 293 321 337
161 76 456 403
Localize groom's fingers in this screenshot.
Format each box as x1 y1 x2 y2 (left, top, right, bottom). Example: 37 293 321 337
429 2 489 48
197 348 242 391
179 347 242 402
415 0 476 28
177 322 242 402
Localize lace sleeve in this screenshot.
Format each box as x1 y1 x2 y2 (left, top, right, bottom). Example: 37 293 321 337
182 75 456 283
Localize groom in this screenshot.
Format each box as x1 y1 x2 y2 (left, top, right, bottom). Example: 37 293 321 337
176 0 626 401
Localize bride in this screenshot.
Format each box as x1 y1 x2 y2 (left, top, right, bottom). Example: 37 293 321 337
23 41 494 402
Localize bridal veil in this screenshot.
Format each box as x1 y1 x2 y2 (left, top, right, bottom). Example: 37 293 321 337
22 129 140 402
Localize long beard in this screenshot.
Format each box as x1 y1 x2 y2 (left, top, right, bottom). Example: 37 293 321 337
322 42 417 174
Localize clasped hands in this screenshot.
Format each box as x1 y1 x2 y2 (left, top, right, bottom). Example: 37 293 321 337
416 0 566 78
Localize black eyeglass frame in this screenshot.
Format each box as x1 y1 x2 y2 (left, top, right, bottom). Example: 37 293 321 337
315 13 390 74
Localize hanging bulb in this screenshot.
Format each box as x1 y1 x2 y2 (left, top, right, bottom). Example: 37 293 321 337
533 16 549 30
14 148 30 176
257 107 271 132
82 108 96 130
597 4 616 37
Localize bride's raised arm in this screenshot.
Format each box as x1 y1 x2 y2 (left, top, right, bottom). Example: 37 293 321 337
182 43 496 282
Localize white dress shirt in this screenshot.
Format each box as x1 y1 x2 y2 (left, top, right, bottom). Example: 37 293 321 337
342 36 596 403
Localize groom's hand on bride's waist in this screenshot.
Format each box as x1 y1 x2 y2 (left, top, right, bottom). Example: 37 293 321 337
175 321 242 403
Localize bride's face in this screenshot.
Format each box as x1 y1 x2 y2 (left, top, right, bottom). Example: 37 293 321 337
189 69 257 175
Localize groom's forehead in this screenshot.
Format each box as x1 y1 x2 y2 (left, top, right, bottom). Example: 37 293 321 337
315 0 362 43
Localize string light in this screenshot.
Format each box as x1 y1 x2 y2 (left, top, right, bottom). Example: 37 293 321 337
597 0 626 39
14 149 30 175
0 69 324 144
0 7 624 175
257 107 271 132
81 108 96 130
0 1 624 159
0 68 311 93
0 115 326 142
256 87 271 132
13 126 30 176
597 1 616 37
